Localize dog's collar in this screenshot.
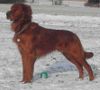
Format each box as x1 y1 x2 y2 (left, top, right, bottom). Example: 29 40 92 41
15 23 30 35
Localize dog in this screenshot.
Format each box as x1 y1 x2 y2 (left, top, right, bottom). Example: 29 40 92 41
6 3 94 83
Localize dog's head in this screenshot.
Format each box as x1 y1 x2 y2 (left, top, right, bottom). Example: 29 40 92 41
6 3 32 22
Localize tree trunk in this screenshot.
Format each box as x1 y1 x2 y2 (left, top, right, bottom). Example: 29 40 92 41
52 0 62 5
32 0 34 3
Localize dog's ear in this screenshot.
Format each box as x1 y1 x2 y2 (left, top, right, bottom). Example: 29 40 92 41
23 4 32 17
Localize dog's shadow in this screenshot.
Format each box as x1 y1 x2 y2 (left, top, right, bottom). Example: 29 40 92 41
33 57 98 82
33 57 75 82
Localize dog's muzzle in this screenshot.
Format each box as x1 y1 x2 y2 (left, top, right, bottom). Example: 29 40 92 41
6 11 11 19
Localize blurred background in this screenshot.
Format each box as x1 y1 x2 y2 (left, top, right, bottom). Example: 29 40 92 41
0 0 99 7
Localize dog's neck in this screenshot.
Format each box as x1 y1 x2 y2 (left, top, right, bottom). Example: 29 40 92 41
11 18 31 34
15 23 31 36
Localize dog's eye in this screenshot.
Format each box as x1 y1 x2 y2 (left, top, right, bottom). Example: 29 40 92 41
11 9 18 14
12 6 19 11
12 8 17 12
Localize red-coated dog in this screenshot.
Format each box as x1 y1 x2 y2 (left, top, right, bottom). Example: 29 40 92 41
6 3 94 83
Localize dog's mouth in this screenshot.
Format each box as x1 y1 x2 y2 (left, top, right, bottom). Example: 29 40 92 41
6 11 15 22
6 12 16 23
6 11 23 23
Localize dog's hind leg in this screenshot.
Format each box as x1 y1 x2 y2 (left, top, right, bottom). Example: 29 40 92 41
63 53 84 80
82 60 94 81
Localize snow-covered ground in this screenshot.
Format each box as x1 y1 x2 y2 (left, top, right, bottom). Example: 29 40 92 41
0 12 100 90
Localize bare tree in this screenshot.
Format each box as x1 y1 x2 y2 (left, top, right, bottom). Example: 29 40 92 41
32 0 34 3
85 0 99 7
52 0 62 5
88 0 99 3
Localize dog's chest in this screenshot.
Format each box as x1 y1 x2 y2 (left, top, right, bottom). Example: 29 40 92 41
13 35 23 46
16 38 21 43
13 35 26 52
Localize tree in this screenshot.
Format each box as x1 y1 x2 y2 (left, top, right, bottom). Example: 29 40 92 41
0 0 25 3
88 0 99 3
85 0 99 7
32 0 34 3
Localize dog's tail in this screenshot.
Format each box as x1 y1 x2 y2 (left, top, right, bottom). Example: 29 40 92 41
85 52 94 59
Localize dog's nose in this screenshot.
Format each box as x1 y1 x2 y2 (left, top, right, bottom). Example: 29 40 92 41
6 11 11 19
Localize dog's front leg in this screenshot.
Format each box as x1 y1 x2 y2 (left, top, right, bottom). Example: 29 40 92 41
23 53 36 83
18 48 26 83
19 49 36 83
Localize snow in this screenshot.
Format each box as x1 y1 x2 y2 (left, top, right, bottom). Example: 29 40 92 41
0 11 100 90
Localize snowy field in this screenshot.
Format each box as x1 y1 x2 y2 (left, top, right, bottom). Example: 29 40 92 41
0 12 100 90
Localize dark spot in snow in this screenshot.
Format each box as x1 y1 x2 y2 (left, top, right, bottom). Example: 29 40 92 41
56 74 59 77
58 80 64 83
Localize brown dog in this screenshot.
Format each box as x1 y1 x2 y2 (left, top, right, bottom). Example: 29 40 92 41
6 3 94 83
